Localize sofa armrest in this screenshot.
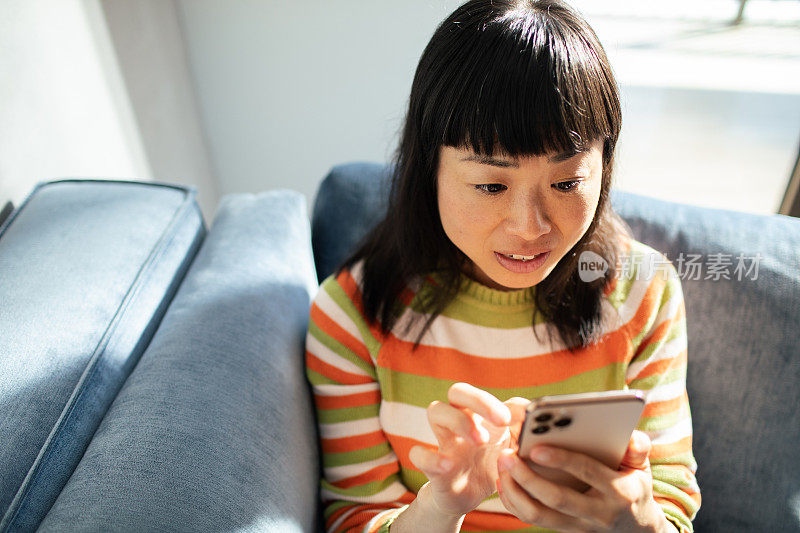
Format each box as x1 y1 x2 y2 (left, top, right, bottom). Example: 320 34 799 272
39 190 321 532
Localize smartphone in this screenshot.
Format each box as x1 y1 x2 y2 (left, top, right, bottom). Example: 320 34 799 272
516 389 646 492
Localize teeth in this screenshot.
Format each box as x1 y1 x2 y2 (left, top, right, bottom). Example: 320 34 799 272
507 253 539 261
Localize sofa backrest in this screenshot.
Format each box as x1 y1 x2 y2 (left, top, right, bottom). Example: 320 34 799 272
311 162 800 532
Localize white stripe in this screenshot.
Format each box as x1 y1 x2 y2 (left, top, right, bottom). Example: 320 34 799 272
626 331 687 379
307 334 371 377
475 497 508 513
645 416 693 446
640 379 686 404
380 402 436 445
326 453 397 483
390 307 566 357
315 382 379 397
322 416 382 440
614 273 655 324
363 508 404 531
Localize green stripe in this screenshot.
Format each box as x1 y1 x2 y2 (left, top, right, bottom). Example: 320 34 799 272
638 409 685 432
652 464 697 489
405 293 542 329
628 364 685 390
308 319 375 377
318 404 377 424
323 442 392 468
323 276 383 360
660 500 694 533
306 367 337 386
653 478 699 518
651 451 697 470
322 473 402 498
378 364 626 408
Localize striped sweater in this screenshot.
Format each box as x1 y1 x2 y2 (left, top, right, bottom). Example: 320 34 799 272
305 237 700 532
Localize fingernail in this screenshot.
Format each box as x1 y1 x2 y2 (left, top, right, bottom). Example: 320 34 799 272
530 447 552 463
498 454 514 472
496 478 503 494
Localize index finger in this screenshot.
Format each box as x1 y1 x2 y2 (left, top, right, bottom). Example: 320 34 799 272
447 382 511 426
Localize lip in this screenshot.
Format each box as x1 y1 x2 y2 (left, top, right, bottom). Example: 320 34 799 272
495 251 550 274
497 249 550 257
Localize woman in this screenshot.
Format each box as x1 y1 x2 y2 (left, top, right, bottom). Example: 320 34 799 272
305 1 700 531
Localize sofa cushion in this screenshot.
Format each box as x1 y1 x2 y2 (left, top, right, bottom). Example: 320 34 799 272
38 190 320 532
0 180 205 532
311 162 800 532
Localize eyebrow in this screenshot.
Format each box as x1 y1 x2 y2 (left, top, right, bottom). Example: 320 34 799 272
460 148 585 168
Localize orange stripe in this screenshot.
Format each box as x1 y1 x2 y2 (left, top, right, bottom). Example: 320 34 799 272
378 328 630 389
634 304 686 359
654 494 697 516
335 508 382 532
633 350 687 381
462 509 532 530
622 274 668 347
323 431 386 454
332 462 400 489
315 389 381 410
325 503 354 528
643 394 685 418
310 303 373 367
337 269 388 341
306 351 373 385
385 433 433 468
651 435 693 460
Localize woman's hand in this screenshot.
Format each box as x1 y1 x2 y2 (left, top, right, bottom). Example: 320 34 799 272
407 383 529 518
496 430 676 532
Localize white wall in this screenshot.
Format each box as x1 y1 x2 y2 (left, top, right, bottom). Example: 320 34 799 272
0 0 149 209
176 0 465 213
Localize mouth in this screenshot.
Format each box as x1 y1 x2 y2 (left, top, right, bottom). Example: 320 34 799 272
494 250 550 273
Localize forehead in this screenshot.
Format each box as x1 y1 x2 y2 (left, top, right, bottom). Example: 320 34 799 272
444 139 603 168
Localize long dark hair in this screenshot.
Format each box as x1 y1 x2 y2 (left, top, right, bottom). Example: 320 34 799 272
338 0 631 352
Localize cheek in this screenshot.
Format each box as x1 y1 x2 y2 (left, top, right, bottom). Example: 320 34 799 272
439 190 494 240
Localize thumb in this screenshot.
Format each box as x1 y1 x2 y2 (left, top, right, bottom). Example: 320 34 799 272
620 430 651 471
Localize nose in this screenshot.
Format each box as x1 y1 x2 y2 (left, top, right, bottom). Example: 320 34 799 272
505 193 551 240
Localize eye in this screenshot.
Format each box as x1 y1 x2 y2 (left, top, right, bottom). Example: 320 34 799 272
475 184 506 195
553 180 581 192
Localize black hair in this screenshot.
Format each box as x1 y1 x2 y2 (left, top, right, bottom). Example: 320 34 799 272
338 0 631 352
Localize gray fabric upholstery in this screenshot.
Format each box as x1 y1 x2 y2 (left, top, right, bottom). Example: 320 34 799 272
38 190 320 533
0 180 204 532
311 162 800 532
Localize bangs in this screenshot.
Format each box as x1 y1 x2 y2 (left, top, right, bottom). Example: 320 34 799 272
418 2 620 159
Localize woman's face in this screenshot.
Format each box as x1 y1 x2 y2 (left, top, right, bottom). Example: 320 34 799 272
436 139 604 291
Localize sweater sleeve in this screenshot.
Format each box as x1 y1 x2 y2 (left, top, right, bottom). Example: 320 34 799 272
305 267 414 533
625 257 701 533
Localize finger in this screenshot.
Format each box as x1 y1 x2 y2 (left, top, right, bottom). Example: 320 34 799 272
428 400 486 445
504 397 530 444
620 430 651 471
448 382 511 427
499 450 606 523
408 445 453 479
497 462 588 530
527 446 618 496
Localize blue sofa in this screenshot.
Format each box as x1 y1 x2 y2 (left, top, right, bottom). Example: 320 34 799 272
1 164 799 532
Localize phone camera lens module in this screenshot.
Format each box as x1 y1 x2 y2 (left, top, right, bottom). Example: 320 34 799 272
534 413 553 423
554 417 572 427
532 425 550 434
